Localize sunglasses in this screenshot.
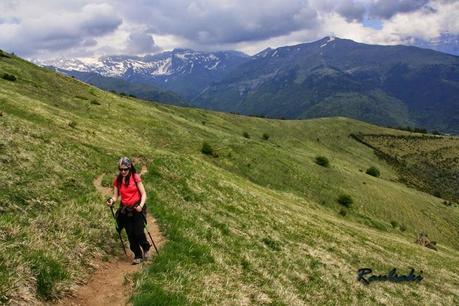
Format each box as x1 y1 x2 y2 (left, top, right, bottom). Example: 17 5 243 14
119 168 130 172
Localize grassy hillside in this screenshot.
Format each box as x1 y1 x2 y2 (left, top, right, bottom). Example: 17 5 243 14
354 133 459 203
1 51 458 305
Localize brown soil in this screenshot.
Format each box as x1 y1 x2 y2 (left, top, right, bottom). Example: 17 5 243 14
53 166 165 306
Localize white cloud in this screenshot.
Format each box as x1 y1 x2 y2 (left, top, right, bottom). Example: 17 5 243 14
0 1 122 58
0 0 457 59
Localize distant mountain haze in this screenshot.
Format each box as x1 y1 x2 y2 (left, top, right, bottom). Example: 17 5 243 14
40 37 459 133
54 70 187 107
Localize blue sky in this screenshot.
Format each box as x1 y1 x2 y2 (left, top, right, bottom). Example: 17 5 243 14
362 18 383 30
0 0 458 59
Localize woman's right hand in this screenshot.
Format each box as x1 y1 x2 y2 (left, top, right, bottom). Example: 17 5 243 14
106 198 114 207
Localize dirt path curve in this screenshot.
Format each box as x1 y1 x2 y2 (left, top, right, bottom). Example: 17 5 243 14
55 166 165 306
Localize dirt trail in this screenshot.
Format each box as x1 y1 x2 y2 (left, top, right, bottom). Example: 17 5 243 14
55 166 165 306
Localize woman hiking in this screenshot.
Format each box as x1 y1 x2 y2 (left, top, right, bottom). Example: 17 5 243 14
106 157 151 264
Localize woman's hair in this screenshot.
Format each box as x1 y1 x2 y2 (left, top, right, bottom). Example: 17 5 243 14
116 164 137 189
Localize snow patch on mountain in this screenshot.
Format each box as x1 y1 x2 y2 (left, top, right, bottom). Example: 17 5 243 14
151 58 173 76
35 49 246 78
320 36 336 48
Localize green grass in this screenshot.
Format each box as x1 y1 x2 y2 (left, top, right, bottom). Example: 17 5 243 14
1 52 459 305
356 133 459 202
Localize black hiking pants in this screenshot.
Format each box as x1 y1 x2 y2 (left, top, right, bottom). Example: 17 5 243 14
117 206 151 259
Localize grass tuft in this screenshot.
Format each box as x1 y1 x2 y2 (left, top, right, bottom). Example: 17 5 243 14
28 251 68 300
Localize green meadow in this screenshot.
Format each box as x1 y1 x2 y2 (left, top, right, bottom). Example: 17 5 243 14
1 51 458 305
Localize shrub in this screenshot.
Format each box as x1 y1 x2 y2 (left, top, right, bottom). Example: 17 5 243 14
262 133 270 140
315 156 329 167
243 132 250 138
390 220 398 228
414 127 427 134
201 142 217 157
338 208 347 216
337 194 353 208
68 121 77 128
2 73 16 81
366 166 380 177
400 224 407 232
90 99 101 105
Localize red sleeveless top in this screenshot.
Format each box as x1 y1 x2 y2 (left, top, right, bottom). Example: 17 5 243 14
113 173 142 207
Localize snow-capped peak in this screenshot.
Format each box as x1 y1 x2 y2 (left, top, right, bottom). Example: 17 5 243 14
320 36 336 48
34 49 245 78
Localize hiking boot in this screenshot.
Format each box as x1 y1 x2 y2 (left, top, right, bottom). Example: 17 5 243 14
132 258 142 265
143 249 151 260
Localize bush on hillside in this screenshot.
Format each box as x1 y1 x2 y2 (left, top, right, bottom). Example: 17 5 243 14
262 133 270 140
243 132 250 139
394 126 428 134
315 156 329 167
90 99 101 105
337 194 353 208
390 220 399 228
2 73 16 81
201 142 218 157
366 166 380 177
338 208 347 216
400 224 407 232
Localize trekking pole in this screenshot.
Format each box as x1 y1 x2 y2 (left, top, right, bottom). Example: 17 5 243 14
109 205 127 256
140 213 159 255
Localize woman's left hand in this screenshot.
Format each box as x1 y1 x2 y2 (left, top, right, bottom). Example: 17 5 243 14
135 205 143 213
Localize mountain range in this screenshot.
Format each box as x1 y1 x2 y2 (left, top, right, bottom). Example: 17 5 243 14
38 37 459 134
36 49 249 100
